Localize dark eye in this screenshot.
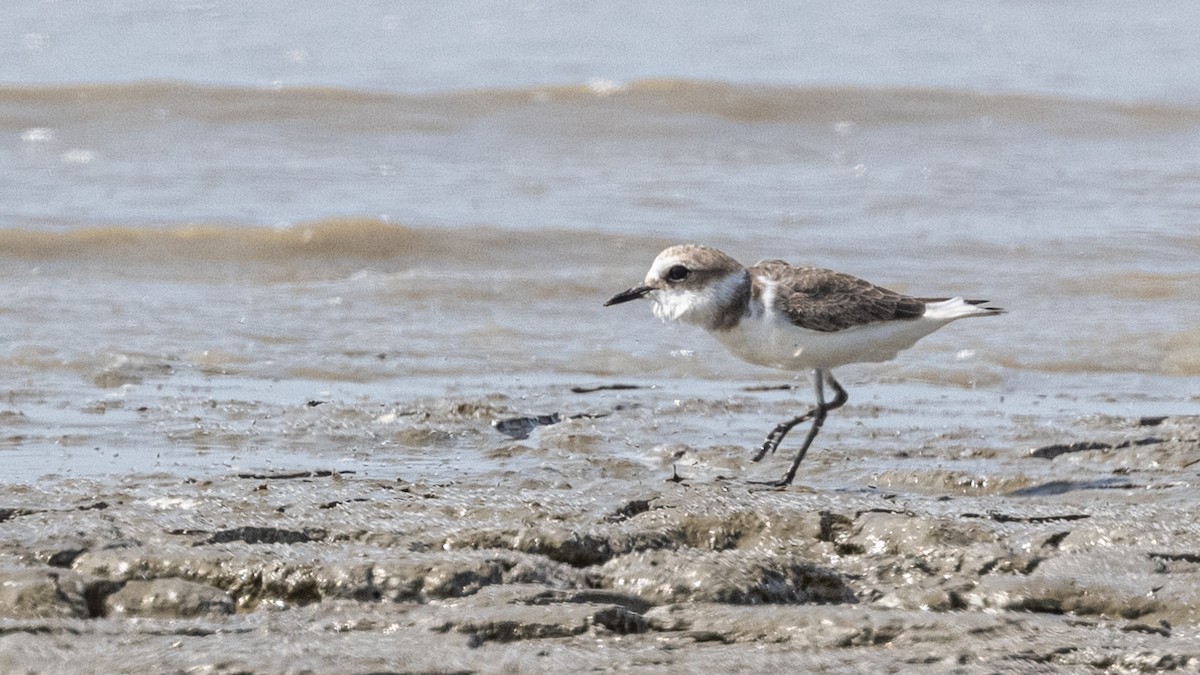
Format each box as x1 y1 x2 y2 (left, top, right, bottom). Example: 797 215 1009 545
666 265 690 282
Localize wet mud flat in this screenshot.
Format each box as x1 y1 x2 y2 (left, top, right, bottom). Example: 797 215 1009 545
2 411 1199 673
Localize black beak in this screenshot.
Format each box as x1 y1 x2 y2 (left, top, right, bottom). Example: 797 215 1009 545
604 285 652 306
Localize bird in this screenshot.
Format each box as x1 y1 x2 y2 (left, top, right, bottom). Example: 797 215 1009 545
604 244 1002 486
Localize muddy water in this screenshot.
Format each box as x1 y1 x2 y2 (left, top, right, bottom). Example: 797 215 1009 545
0 218 1195 482
2 82 1198 482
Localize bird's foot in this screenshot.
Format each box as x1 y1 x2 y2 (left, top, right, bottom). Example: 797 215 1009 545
746 476 794 490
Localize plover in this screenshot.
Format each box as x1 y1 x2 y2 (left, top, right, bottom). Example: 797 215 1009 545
605 244 1002 486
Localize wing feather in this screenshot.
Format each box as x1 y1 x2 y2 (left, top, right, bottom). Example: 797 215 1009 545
751 260 925 332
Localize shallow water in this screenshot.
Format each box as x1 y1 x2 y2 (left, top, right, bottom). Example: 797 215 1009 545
1 3 1198 482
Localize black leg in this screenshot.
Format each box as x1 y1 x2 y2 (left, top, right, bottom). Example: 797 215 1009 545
750 410 814 462
750 369 847 487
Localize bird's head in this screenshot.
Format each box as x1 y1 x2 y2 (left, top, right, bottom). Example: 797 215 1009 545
605 244 746 327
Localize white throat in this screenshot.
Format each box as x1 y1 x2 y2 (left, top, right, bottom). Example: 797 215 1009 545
650 270 747 329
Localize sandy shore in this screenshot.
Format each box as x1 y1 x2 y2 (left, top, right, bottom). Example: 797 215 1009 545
2 409 1198 673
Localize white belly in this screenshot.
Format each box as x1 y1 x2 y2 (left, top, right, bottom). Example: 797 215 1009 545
709 313 957 371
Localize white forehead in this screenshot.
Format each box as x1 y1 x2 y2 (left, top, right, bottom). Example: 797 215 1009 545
648 251 689 277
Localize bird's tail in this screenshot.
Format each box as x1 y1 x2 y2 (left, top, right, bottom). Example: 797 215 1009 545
921 297 1004 321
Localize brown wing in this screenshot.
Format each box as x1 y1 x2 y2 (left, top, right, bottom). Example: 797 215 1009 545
751 260 925 332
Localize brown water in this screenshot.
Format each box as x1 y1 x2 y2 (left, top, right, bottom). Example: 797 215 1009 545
0 214 1195 482
2 4 1199 483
